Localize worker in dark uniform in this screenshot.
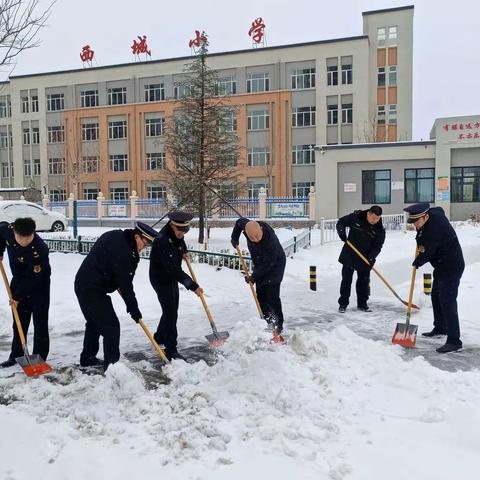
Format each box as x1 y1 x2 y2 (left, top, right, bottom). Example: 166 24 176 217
404 203 465 353
149 212 202 361
231 217 287 334
336 205 385 313
75 222 157 370
0 218 51 368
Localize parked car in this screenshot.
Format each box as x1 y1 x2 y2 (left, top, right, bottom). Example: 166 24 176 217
0 201 67 232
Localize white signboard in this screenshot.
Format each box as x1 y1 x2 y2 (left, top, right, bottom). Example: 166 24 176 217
391 181 404 190
108 204 127 217
271 202 305 217
344 183 357 193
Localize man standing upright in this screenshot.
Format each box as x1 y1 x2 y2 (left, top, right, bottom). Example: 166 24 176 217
149 212 202 361
231 217 286 335
336 205 385 313
0 218 51 368
404 203 465 353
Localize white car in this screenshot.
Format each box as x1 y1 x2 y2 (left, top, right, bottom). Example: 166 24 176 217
0 200 67 232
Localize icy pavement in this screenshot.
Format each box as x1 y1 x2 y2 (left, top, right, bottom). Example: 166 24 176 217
0 225 479 479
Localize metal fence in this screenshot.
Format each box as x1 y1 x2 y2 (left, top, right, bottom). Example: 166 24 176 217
77 201 97 218
266 197 309 218
136 200 169 219
282 229 312 256
215 198 259 218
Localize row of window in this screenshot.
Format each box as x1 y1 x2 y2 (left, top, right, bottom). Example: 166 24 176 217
327 103 353 125
363 167 480 204
49 185 167 202
377 104 397 125
378 66 397 87
377 26 398 47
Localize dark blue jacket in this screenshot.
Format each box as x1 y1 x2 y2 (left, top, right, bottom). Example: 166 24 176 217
413 207 464 274
75 229 142 320
336 210 385 271
231 217 286 287
149 222 198 291
0 223 51 301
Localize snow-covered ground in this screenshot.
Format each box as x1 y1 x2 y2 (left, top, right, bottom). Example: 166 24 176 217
1 224 480 479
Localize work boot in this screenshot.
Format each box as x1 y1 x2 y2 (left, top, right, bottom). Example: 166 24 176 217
0 358 16 368
338 306 346 313
357 305 372 312
80 356 103 367
165 350 186 361
436 342 462 354
422 328 447 337
153 333 165 346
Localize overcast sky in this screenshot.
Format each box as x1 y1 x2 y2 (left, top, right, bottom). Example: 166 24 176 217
3 0 479 140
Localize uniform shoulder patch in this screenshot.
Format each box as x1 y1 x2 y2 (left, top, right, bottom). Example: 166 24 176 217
34 265 42 273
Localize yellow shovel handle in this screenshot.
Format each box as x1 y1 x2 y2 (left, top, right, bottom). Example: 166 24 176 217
138 319 170 363
236 246 263 318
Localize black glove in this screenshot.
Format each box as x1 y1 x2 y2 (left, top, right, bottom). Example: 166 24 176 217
368 258 375 268
339 235 347 243
189 281 200 292
131 310 142 323
231 239 239 249
412 260 419 268
245 274 255 284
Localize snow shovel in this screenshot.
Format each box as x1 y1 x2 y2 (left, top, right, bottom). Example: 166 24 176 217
0 260 52 377
184 257 229 347
235 246 284 343
346 241 419 310
392 262 418 347
138 319 170 364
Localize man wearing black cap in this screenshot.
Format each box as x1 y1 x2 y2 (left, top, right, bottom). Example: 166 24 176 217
75 222 157 370
404 203 465 353
149 211 202 361
336 206 385 313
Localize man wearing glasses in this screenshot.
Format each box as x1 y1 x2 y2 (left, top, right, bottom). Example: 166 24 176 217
75 222 158 370
149 211 202 361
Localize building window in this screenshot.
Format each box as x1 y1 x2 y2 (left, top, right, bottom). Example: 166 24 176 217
218 153 237 167
341 103 353 124
47 93 64 111
83 156 99 173
33 158 40 176
32 127 40 144
21 96 29 113
83 187 99 200
0 96 11 118
110 187 129 201
1 163 12 178
174 83 192 99
108 120 127 139
146 152 165 170
109 154 128 172
145 118 165 137
388 104 397 124
292 106 316 127
377 105 386 125
47 126 65 143
81 90 99 108
82 122 99 141
341 64 352 85
377 27 386 46
292 145 315 165
219 110 237 132
327 65 338 86
23 160 31 176
292 181 314 197
216 76 237 96
107 87 127 105
247 109 269 130
144 83 165 102
247 147 270 166
147 185 166 200
0 132 8 149
291 68 315 89
388 26 398 44
405 168 435 203
451 166 480 202
388 66 397 86
327 104 338 125
248 182 268 198
23 128 30 145
49 189 66 202
31 96 39 112
362 170 391 204
377 67 386 87
246 73 269 93
48 157 65 175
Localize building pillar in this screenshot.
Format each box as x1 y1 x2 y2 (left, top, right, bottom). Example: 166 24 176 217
258 187 267 220
308 186 316 221
42 194 49 210
97 192 104 219
130 190 138 219
68 192 74 219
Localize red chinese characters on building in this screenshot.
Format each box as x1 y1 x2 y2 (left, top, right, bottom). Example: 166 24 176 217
248 17 266 44
131 35 151 56
442 121 480 140
189 30 207 49
80 45 94 63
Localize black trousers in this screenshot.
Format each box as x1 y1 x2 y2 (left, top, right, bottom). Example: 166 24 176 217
256 283 284 331
75 285 120 369
154 282 179 354
431 268 463 344
338 265 370 308
9 286 50 361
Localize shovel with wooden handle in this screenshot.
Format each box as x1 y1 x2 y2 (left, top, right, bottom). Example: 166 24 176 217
346 241 420 310
235 246 284 343
184 257 229 347
0 260 52 377
138 319 170 364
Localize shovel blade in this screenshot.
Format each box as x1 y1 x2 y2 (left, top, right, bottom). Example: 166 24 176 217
16 355 52 377
391 323 418 348
206 331 229 347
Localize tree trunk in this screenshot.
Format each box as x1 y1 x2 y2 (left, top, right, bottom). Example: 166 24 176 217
198 185 205 244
